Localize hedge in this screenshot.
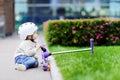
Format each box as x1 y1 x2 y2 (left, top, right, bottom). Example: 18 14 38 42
43 18 120 46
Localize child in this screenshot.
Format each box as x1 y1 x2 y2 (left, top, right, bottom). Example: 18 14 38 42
14 22 44 71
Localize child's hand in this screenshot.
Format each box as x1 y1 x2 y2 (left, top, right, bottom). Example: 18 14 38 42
35 44 41 50
40 46 47 52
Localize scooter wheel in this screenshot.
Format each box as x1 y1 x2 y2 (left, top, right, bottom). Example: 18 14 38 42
43 68 47 71
43 66 47 71
47 65 51 71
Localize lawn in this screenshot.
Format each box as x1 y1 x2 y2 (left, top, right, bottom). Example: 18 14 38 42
49 45 120 80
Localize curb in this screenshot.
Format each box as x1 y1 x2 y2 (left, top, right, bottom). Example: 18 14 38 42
49 56 63 80
40 32 63 80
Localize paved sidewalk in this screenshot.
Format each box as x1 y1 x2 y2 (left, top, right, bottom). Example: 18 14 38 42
0 32 51 80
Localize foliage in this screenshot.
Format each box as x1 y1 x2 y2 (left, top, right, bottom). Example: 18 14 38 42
43 18 120 46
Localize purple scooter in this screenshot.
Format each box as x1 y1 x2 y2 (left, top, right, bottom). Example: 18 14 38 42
41 38 94 71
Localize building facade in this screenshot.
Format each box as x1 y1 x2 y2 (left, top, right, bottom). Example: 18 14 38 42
15 0 120 25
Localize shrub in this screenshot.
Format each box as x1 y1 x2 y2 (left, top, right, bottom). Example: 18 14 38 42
43 18 120 46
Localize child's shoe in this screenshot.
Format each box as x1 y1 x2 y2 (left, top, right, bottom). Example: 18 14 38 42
15 64 26 71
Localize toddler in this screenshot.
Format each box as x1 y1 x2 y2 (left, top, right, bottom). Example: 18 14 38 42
14 22 44 71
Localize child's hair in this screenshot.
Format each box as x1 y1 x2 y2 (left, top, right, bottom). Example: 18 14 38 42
26 35 34 42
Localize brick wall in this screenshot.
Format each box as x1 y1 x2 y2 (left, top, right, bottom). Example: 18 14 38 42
4 0 14 34
0 0 4 15
0 0 14 36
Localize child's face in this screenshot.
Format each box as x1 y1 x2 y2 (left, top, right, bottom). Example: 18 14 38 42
32 31 38 40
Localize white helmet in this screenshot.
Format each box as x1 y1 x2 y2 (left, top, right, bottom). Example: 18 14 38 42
18 22 38 40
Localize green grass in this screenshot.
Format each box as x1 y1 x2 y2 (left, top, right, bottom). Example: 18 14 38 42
49 45 120 80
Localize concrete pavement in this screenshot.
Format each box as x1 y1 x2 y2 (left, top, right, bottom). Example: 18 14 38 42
0 32 52 80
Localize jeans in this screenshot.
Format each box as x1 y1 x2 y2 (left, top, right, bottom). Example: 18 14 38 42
15 55 39 69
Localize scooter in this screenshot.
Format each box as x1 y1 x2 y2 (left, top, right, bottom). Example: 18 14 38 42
41 38 94 71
